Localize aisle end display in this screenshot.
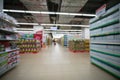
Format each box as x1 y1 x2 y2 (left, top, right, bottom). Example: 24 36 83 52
17 33 41 54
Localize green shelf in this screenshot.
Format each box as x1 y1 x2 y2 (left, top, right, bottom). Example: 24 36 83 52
91 49 120 57
90 31 120 37
91 42 120 45
91 61 120 79
90 19 119 31
91 56 120 71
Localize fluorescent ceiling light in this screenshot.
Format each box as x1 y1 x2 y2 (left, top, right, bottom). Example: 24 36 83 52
15 23 89 27
41 24 89 27
15 23 39 25
44 32 82 34
3 9 96 17
44 29 82 32
16 28 34 30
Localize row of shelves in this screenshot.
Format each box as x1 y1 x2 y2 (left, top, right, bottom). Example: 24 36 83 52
91 54 120 70
90 31 120 37
90 3 120 79
91 49 120 57
90 19 119 31
0 48 19 54
0 28 17 34
91 58 120 78
91 41 120 45
0 50 20 76
17 39 41 53
0 13 20 76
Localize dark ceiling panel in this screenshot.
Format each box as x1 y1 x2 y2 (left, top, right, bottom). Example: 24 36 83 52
47 0 62 24
106 0 120 10
70 0 120 27
80 0 107 14
4 0 27 10
4 0 35 23
80 0 120 14
75 16 93 19
18 25 33 28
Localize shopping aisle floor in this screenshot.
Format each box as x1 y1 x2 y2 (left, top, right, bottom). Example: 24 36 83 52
0 44 117 80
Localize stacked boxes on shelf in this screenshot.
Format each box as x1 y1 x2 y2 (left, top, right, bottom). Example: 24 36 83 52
0 52 8 76
64 35 68 46
58 35 68 46
57 37 63 46
7 50 20 70
68 39 89 52
17 39 41 53
61 37 64 46
46 37 52 45
0 17 18 40
0 13 20 76
90 3 120 78
84 39 90 51
0 49 19 76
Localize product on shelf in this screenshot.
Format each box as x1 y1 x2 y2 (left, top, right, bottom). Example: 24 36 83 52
46 37 52 45
64 35 68 46
68 39 90 52
17 39 41 54
0 13 20 76
0 43 5 52
90 3 120 78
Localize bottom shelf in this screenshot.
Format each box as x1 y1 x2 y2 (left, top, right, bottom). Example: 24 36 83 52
91 59 120 79
0 62 19 76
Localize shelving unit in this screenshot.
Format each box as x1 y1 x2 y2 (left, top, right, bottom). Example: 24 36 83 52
0 16 20 76
0 29 17 34
90 3 120 78
68 39 89 52
0 17 18 27
17 39 41 53
0 48 19 54
64 35 68 46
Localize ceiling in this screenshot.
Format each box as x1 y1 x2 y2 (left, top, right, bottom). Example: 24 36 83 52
4 0 120 30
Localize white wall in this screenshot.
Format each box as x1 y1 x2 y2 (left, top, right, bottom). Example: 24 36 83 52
84 28 90 39
81 28 90 39
33 25 44 33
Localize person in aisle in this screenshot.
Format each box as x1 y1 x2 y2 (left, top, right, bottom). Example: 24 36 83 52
53 39 56 45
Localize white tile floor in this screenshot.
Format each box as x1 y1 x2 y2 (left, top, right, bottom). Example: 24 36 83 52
0 44 118 80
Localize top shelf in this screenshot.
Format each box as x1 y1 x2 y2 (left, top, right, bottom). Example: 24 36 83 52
0 18 19 27
0 28 17 34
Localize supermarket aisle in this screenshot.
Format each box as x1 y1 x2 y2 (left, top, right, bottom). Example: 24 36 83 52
0 44 117 80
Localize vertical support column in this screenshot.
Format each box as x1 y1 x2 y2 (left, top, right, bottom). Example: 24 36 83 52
81 28 85 39
81 28 90 39
84 28 90 39
0 0 3 12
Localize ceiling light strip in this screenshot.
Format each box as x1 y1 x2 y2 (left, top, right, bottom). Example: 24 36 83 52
16 23 39 25
44 29 82 31
3 9 96 17
15 23 89 27
41 23 89 27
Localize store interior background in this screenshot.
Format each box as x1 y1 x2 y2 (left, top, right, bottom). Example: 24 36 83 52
0 0 120 80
